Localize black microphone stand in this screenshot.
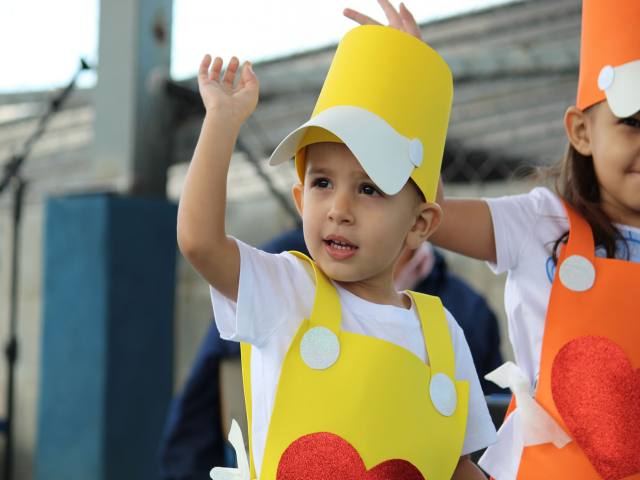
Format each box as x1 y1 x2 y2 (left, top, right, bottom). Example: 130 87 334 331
0 58 90 480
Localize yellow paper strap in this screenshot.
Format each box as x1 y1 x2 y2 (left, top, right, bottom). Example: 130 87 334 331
408 291 456 377
289 251 341 332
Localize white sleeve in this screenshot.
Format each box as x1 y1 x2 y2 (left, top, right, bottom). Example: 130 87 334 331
484 187 554 274
209 238 314 346
447 309 497 455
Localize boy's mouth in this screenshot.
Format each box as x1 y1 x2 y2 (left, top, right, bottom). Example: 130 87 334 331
324 235 358 259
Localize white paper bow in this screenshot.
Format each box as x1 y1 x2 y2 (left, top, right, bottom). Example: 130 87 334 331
210 419 251 480
485 362 572 448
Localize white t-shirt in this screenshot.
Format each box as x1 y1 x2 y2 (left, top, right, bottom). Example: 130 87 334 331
479 187 640 479
210 238 497 477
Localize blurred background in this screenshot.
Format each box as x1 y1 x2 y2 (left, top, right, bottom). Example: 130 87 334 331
0 0 581 478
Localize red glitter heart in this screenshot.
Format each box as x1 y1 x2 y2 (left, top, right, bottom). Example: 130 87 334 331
276 432 425 480
551 336 640 480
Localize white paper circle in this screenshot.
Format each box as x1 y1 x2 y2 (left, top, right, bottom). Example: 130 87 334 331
408 138 424 167
559 255 596 292
598 65 615 91
430 373 457 417
300 326 340 370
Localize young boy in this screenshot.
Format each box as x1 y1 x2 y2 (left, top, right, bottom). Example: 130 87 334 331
177 23 495 480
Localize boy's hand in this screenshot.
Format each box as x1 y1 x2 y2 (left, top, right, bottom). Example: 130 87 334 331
197 55 259 125
344 0 422 40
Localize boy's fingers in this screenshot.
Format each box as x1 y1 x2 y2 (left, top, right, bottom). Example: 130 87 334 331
238 61 257 89
377 0 403 29
399 3 422 38
198 54 212 80
222 56 240 87
343 8 381 26
210 56 223 82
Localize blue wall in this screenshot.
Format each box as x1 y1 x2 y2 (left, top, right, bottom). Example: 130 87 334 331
36 193 177 480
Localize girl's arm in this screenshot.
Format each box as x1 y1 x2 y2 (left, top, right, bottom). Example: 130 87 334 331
430 181 497 263
452 455 487 480
344 2 497 263
177 55 259 301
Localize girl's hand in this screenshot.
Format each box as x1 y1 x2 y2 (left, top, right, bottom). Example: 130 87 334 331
197 55 259 125
344 0 422 40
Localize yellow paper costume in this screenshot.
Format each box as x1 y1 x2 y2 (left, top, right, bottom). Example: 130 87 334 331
242 253 469 479
219 25 468 480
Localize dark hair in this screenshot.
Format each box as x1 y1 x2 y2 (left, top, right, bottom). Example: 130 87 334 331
548 143 628 263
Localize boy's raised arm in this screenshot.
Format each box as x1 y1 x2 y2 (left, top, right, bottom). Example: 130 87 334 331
177 55 259 301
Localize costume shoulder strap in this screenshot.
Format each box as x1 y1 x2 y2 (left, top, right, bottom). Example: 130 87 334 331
561 200 596 260
288 251 341 332
408 291 455 377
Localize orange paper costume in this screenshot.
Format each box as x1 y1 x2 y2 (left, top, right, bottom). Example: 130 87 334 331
513 203 640 479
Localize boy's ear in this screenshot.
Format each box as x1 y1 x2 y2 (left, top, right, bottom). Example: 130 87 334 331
406 202 442 250
292 183 304 216
564 106 592 156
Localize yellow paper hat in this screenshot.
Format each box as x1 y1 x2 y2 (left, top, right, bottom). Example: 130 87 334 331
269 25 453 202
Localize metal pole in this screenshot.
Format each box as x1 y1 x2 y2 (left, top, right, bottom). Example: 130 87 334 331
2 176 25 480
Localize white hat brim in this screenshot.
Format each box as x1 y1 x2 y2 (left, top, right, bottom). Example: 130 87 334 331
269 106 420 196
602 60 640 118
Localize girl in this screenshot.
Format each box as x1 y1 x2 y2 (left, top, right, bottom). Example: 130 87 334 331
346 1 640 479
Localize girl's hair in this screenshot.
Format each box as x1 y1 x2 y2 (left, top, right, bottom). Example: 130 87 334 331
548 143 628 263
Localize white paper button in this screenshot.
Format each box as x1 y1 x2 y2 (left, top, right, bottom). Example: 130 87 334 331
559 255 595 292
408 138 424 167
430 373 457 417
598 65 615 91
300 326 340 370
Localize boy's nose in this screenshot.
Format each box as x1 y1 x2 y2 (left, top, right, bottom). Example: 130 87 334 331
327 193 354 225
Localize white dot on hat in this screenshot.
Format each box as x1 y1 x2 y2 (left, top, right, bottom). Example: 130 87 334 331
598 65 615 91
408 138 423 168
559 255 596 292
430 372 457 416
300 326 340 370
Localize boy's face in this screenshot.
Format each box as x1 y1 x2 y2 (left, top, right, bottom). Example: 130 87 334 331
292 142 439 288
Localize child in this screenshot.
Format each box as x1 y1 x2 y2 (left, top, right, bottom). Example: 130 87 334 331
346 1 640 479
177 19 496 480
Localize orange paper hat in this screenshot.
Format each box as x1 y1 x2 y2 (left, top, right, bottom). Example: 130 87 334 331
576 0 640 117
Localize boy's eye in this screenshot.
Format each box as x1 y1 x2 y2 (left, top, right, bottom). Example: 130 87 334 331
360 183 381 196
311 178 331 189
621 116 640 128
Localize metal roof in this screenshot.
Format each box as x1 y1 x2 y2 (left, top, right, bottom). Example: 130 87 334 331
0 0 581 205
